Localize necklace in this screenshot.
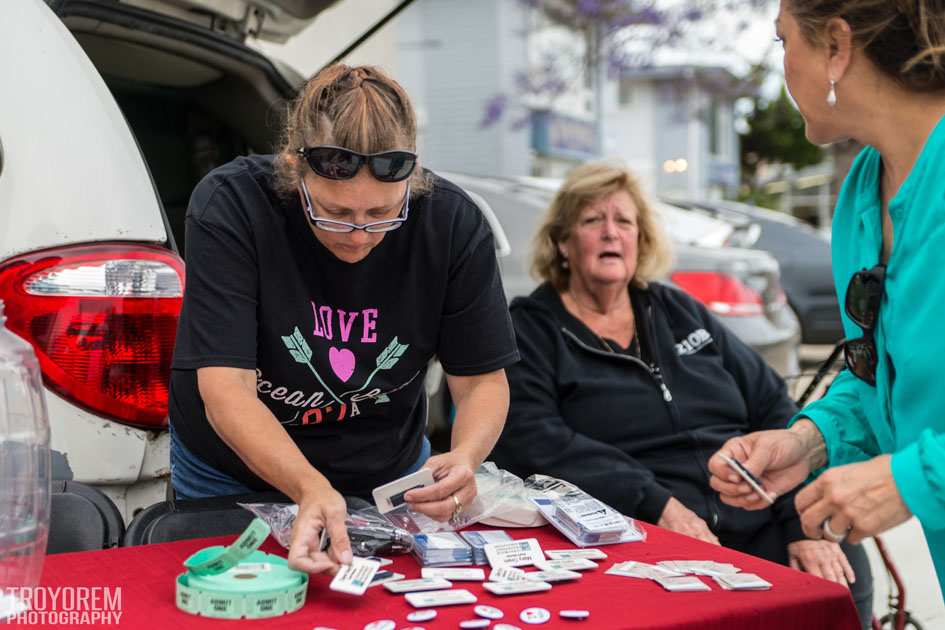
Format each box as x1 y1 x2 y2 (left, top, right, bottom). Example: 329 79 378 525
567 289 639 356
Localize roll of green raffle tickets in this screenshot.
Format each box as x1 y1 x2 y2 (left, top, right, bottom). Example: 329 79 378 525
175 517 309 619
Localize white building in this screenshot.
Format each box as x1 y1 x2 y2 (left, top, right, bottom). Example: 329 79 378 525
257 2 741 198
603 65 742 199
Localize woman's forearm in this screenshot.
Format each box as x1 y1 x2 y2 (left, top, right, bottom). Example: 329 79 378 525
447 369 510 467
198 368 330 503
790 418 829 471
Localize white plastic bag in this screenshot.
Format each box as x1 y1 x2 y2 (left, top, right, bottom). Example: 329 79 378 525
384 462 535 533
239 502 415 556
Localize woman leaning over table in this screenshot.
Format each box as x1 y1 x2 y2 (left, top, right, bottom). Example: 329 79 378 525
168 64 518 575
489 162 873 627
709 0 945 600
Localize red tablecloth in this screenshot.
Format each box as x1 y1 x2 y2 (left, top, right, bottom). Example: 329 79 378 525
35 523 858 630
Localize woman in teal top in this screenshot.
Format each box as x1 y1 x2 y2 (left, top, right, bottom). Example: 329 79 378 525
709 0 945 598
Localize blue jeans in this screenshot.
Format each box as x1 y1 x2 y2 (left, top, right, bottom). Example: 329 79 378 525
169 423 432 500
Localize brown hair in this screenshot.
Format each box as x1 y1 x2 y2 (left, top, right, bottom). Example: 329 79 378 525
787 0 945 92
274 64 432 196
531 162 673 291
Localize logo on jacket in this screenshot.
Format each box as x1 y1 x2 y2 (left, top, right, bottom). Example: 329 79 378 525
676 328 713 356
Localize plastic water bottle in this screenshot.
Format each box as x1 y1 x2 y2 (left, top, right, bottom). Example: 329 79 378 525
0 300 50 619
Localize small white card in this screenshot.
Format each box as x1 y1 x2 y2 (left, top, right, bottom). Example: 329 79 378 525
484 538 544 568
383 577 453 593
713 573 772 590
482 580 553 596
362 555 394 567
489 566 528 582
329 557 381 596
368 571 405 587
372 468 435 514
545 548 608 560
656 576 712 592
534 558 598 572
405 589 477 608
606 561 683 579
719 454 776 505
525 569 582 582
421 567 485 581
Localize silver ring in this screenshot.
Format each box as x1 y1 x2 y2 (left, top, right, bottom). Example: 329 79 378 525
822 518 847 543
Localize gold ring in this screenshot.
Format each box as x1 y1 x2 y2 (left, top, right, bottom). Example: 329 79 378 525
450 494 462 521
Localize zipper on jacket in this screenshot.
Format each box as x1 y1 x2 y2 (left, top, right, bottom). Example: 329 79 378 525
650 364 673 402
561 328 675 403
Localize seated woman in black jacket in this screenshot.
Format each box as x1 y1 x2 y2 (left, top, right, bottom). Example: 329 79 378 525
490 162 872 628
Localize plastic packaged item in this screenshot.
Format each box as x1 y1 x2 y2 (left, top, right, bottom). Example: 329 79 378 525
239 503 414 557
0 301 51 620
385 463 538 533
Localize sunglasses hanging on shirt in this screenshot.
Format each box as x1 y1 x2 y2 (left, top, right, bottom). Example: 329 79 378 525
842 264 886 386
297 145 417 182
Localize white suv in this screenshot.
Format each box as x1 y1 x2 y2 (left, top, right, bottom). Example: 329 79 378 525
1 0 516 522
0 0 342 521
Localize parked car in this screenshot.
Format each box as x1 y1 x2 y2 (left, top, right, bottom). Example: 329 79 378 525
440 173 801 377
663 198 842 345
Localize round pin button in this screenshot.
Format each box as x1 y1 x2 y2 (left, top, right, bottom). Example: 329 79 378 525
407 610 438 623
520 608 551 625
475 605 504 620
559 609 590 620
494 625 523 630
459 620 491 629
365 621 396 630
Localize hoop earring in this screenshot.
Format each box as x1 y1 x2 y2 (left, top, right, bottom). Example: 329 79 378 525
826 80 837 107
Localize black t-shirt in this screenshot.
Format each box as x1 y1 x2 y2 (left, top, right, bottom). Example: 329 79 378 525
169 154 518 495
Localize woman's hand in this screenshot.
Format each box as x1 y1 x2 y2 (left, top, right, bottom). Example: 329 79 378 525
657 497 720 545
404 451 478 522
795 455 912 544
287 482 352 574
786 539 856 585
709 425 819 510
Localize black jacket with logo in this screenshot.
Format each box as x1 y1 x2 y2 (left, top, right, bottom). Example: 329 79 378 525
491 281 805 563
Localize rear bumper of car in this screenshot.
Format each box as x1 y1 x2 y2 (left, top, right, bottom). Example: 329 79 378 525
48 389 169 523
717 309 801 378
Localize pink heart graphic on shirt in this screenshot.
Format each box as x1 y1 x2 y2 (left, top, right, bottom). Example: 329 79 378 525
328 347 356 383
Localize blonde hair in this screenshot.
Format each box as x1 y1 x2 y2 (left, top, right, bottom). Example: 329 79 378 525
273 64 432 197
787 0 945 92
531 162 673 291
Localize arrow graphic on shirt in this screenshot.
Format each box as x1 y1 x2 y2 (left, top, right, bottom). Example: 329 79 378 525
339 336 409 398
282 326 343 405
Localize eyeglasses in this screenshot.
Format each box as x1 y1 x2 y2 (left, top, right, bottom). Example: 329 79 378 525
296 145 417 182
842 264 886 386
299 179 410 233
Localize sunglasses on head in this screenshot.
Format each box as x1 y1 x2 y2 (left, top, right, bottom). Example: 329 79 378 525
843 264 886 386
296 145 417 182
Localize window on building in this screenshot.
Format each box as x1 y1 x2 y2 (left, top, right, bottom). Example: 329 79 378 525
708 98 721 156
618 80 633 106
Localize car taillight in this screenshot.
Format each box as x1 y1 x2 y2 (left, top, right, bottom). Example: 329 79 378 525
0 243 184 429
671 271 763 317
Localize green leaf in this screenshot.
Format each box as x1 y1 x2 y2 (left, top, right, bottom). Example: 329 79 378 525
375 394 390 404
375 337 408 370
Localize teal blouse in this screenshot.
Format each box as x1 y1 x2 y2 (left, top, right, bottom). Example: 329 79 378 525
794 114 945 598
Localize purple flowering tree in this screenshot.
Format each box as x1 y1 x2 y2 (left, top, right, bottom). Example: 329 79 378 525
481 0 774 129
